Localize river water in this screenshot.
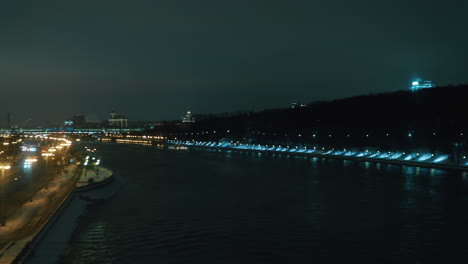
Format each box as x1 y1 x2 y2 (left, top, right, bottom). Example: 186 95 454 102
64 143 468 263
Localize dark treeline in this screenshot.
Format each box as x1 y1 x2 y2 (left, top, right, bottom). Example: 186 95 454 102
152 85 468 159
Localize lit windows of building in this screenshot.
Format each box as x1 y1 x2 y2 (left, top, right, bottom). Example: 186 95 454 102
109 110 128 128
182 111 195 123
410 78 434 91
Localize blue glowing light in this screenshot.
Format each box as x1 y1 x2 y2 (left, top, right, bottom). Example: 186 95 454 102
390 153 403 159
378 153 389 159
174 140 457 168
404 155 413 161
410 78 434 91
418 154 432 162
433 155 448 163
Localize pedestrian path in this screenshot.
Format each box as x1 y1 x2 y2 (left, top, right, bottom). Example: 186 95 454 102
0 165 79 263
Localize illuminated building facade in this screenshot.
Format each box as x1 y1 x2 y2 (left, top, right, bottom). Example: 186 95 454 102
410 78 434 91
182 111 195 123
109 111 128 128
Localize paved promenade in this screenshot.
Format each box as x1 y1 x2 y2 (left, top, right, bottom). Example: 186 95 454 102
0 164 81 263
0 163 114 264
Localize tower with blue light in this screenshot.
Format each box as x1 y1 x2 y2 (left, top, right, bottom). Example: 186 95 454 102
410 78 434 91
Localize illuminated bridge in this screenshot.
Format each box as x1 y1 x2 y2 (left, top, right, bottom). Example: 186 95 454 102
0 128 144 135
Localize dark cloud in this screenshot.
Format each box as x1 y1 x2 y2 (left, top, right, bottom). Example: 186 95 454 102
0 0 467 125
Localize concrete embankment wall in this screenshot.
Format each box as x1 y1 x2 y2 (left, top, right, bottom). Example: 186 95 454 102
191 145 468 172
13 175 116 264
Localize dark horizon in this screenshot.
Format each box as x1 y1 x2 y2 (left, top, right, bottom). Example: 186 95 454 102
2 83 468 128
2 0 468 125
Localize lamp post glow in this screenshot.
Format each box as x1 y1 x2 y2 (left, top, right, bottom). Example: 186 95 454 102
0 165 11 226
23 158 37 202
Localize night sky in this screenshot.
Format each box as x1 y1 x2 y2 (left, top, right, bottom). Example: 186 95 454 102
1 0 467 125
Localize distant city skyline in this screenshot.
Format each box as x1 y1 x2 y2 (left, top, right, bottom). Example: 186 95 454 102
0 79 459 127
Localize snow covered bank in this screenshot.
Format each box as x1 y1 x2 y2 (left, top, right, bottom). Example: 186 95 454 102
4 170 118 264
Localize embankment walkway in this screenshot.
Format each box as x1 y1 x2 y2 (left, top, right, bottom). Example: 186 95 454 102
170 141 468 172
0 165 113 264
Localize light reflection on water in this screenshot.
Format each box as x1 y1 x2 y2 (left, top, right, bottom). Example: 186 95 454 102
65 144 468 264
364 161 371 169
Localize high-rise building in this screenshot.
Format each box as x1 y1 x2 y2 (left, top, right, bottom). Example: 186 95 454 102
109 110 128 127
182 110 195 123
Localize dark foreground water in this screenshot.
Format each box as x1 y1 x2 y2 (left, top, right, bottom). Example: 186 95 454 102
64 144 468 264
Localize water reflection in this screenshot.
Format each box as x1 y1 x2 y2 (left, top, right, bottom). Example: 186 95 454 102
403 167 416 192
310 157 319 163
462 172 468 181
343 160 352 167
66 144 468 264
364 161 371 169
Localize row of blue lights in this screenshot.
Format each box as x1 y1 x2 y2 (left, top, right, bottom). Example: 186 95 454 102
169 140 467 166
169 131 465 137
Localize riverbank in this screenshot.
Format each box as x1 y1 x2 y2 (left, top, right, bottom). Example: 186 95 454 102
0 165 116 264
169 141 468 172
